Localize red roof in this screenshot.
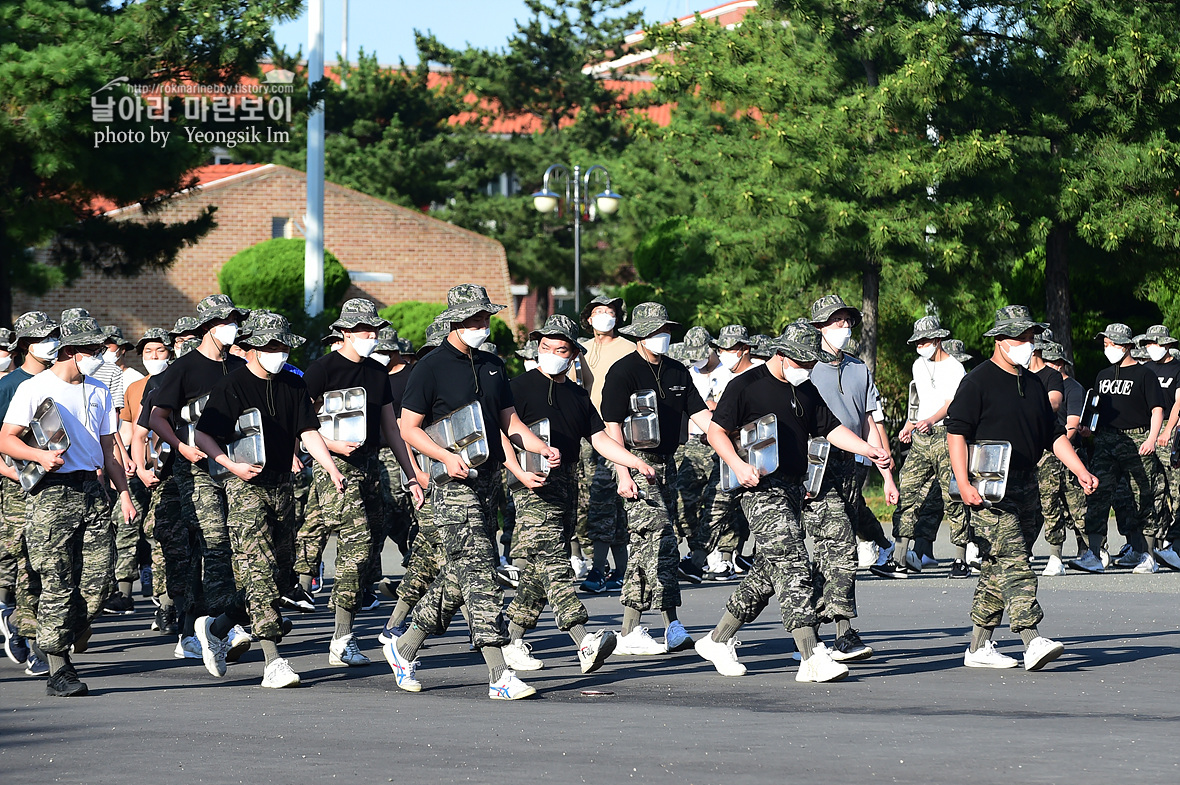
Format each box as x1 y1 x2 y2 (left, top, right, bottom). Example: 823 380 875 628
91 163 268 215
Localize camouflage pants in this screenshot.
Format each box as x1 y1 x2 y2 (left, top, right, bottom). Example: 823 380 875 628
175 457 235 617
1039 453 1087 548
705 487 748 555
505 465 589 632
852 461 888 545
725 477 816 632
138 481 168 601
397 496 439 608
150 474 198 615
25 475 114 654
970 470 1044 633
677 437 718 552
891 427 969 546
573 441 595 555
802 454 858 623
620 453 680 612
1161 440 1180 543
293 465 313 533
494 468 515 560
296 453 381 613
1083 429 1169 540
369 447 417 585
412 468 509 649
586 448 626 546
224 477 296 641
1 476 40 638
110 475 150 583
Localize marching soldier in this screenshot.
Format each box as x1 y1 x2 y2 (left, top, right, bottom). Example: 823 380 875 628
1038 341 1089 575
1142 325 1180 569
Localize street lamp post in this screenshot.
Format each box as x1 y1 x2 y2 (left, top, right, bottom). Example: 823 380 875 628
531 164 621 316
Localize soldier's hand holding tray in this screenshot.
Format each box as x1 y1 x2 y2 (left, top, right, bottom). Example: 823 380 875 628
519 471 548 490
227 461 263 482
38 447 66 473
441 451 469 480
177 441 207 464
326 439 360 457
543 445 562 468
735 461 761 489
957 479 984 507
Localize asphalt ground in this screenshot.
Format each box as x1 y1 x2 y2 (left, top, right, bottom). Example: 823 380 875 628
3 535 1180 785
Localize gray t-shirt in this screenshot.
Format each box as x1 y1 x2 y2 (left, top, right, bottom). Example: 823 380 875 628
810 353 879 438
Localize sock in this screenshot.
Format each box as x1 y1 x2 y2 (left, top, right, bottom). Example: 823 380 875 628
568 624 589 646
711 611 743 643
1049 543 1063 559
1145 535 1158 554
260 639 280 665
396 624 429 661
210 613 234 639
334 606 354 640
894 537 910 565
621 607 642 637
388 599 412 627
159 595 174 609
611 543 628 576
661 609 678 627
1019 628 1040 647
181 612 196 637
508 622 527 643
792 627 818 660
720 550 733 564
118 580 133 598
954 545 967 561
0 587 14 606
690 548 708 569
46 652 70 674
483 645 507 682
835 618 852 638
299 573 314 592
591 540 610 574
969 625 994 653
571 541 584 560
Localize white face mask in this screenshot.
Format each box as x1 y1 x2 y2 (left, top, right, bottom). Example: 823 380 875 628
143 358 170 376
523 359 539 372
691 357 709 371
916 344 937 360
1005 341 1034 368
371 352 391 367
459 327 491 349
718 351 742 371
1104 345 1128 365
589 313 616 333
538 352 572 376
257 350 289 374
1146 345 1167 362
641 332 671 356
30 338 60 362
782 361 811 387
824 326 852 351
102 349 120 365
210 323 238 347
0 356 11 372
76 352 104 377
350 336 378 357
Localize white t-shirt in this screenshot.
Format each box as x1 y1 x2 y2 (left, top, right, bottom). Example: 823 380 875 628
912 355 966 424
122 366 145 389
3 371 116 473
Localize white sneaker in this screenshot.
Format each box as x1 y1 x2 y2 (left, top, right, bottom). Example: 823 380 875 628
965 542 981 569
705 549 726 573
570 555 591 580
1154 546 1180 571
382 639 422 692
792 641 828 662
614 626 667 655
664 620 694 652
578 630 617 674
194 616 228 677
695 634 745 676
1132 553 1159 574
173 635 202 660
261 657 301 688
226 625 252 663
329 633 371 666
963 640 1018 669
1023 636 1064 671
1041 555 1067 577
502 639 544 671
796 647 849 683
1099 548 1110 568
904 549 924 573
489 668 536 700
875 542 895 567
1069 550 1105 574
857 540 879 569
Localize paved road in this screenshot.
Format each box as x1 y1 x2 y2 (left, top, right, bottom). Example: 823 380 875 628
4 548 1180 785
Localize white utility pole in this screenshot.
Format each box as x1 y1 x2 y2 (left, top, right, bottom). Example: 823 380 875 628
305 0 325 317
341 0 350 87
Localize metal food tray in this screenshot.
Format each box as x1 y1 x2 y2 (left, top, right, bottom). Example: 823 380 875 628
507 418 552 490
804 437 830 498
317 387 367 445
1079 388 1100 432
720 414 780 492
622 389 660 449
146 434 172 477
907 381 921 423
208 408 266 480
416 401 490 486
948 440 1012 507
7 398 71 492
177 393 209 447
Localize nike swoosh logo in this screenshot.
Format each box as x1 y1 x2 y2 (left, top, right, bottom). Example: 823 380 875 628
489 371 498 375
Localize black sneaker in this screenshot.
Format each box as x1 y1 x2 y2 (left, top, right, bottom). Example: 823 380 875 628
949 559 970 579
102 592 134 615
377 578 400 600
677 558 704 584
360 590 381 611
45 666 88 697
281 586 316 613
604 572 624 591
868 560 906 579
139 566 153 598
830 628 874 662
735 553 756 572
580 568 608 594
494 564 521 589
280 617 294 637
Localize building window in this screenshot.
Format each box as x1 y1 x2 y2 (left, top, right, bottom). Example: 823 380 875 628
271 217 290 239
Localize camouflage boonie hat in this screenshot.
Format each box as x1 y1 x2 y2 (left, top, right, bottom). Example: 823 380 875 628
169 316 200 339
1130 339 1149 361
195 294 250 328
437 284 505 326
679 326 713 363
580 294 626 330
529 314 584 354
667 342 688 363
102 325 132 347
417 318 450 357
0 328 13 352
331 298 389 331
1034 327 1055 347
321 328 344 346
907 315 950 344
13 311 59 342
1094 322 1133 345
241 312 305 349
710 324 751 350
176 337 200 358
773 321 837 364
809 294 861 327
1038 341 1068 364
984 305 1048 338
136 328 172 353
1144 324 1178 347
618 302 679 338
375 326 401 353
515 339 539 361
750 334 774 360
397 337 414 354
943 338 973 363
59 316 106 348
61 308 91 324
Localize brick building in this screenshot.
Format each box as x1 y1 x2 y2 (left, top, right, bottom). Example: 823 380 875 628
13 163 514 339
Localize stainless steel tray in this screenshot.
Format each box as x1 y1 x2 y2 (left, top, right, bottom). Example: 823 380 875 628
623 389 660 449
8 398 72 492
907 380 921 423
804 437 830 498
1079 388 1100 431
177 393 210 447
720 414 780 492
507 418 552 490
209 408 266 480
146 434 172 477
317 387 368 445
948 440 1011 507
417 402 489 486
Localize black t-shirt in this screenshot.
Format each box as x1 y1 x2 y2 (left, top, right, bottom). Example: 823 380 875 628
152 350 246 413
510 370 605 468
1035 366 1064 402
387 367 410 416
712 364 841 478
1146 359 1180 403
1093 362 1165 431
600 352 708 457
402 340 514 464
135 377 175 479
946 359 1065 472
196 366 319 485
1060 374 1086 432
303 350 395 463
